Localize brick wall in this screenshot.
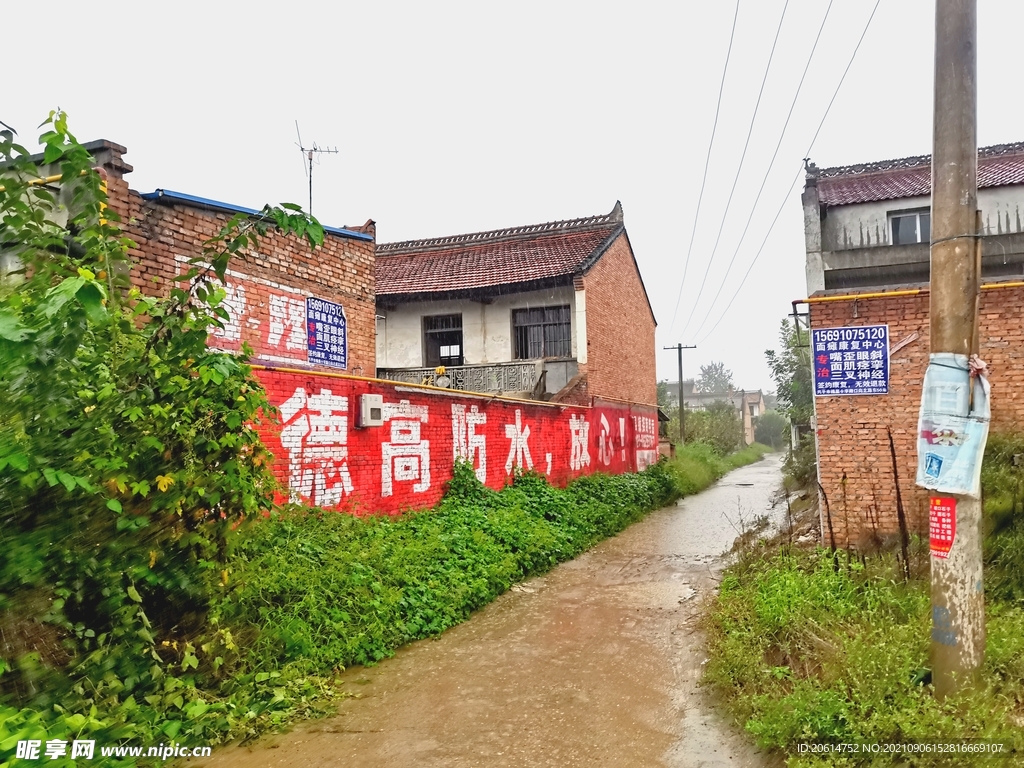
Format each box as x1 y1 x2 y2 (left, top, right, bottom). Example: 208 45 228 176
580 233 657 406
99 146 376 376
810 285 1024 548
255 369 660 514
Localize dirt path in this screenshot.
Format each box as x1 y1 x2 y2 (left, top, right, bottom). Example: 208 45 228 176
202 455 786 768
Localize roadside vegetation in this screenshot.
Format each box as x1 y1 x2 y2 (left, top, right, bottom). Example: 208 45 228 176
702 430 1024 766
0 115 769 765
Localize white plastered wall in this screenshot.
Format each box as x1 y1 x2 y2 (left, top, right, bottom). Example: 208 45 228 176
821 185 1024 252
377 285 580 368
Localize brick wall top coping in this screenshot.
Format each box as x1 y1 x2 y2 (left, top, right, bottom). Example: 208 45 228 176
139 189 374 243
252 364 656 410
799 279 1024 304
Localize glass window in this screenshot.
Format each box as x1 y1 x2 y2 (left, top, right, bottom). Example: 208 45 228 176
889 209 930 245
512 305 571 359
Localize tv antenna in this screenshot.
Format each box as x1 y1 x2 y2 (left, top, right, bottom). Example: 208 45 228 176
295 120 338 215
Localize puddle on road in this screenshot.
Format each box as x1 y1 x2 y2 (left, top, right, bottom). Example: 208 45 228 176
203 456 784 768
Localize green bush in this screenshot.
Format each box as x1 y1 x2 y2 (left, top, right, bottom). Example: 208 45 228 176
783 434 817 490
218 458 699 673
704 548 1024 766
685 401 745 455
754 410 788 451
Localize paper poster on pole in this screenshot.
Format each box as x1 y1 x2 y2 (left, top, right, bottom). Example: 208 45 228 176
929 496 957 558
915 353 990 497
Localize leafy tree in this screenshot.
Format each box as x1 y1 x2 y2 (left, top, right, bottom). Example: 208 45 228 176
764 318 813 427
696 361 734 393
765 318 816 486
0 113 324 723
656 379 673 408
754 409 788 450
686 401 743 455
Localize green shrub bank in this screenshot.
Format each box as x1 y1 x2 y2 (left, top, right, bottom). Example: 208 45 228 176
219 442 768 681
704 546 1024 766
2 439 766 765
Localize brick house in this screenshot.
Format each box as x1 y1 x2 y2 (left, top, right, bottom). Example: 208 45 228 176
375 202 658 408
800 143 1024 547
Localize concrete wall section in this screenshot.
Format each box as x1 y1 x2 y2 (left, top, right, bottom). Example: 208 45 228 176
822 187 1024 252
376 285 578 369
254 369 659 514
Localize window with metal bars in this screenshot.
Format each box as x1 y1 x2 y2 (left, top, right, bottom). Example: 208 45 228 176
512 305 571 360
423 314 463 367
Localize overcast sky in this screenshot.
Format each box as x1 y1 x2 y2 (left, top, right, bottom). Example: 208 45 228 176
6 0 1022 392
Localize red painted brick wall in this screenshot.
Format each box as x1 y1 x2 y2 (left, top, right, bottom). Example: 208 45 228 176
580 233 657 406
255 369 660 514
810 285 1024 547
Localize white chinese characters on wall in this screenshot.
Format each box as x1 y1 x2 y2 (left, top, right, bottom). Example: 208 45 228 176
273 386 652 506
279 387 354 507
569 414 591 471
452 403 487 482
504 409 534 473
632 413 659 471
382 400 431 497
267 294 307 351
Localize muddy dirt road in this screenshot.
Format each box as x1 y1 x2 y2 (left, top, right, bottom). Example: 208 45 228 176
204 455 786 768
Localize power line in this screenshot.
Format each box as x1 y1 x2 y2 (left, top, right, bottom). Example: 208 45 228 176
678 0 790 339
668 0 740 333
689 0 834 342
695 0 882 347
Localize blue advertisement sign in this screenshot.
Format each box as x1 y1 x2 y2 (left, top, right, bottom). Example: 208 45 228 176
306 297 347 369
812 324 889 396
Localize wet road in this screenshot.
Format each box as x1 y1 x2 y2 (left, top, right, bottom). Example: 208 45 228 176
204 455 785 768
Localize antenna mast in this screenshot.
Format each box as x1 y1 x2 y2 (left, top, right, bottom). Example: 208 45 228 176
295 120 339 215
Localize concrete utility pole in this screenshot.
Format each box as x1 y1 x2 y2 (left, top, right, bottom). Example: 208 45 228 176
930 0 984 700
664 344 696 444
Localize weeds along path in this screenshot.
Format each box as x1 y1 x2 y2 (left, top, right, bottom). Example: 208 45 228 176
204 455 786 768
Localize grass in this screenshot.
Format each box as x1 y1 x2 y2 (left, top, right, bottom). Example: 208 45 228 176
703 543 1024 767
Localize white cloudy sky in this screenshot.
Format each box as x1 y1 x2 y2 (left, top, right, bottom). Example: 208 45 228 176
6 0 1022 392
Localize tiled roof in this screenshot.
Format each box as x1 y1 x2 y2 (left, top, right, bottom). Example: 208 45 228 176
814 142 1024 206
376 203 624 296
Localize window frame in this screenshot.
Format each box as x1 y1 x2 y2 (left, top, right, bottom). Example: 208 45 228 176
888 207 931 246
422 313 464 368
511 304 572 360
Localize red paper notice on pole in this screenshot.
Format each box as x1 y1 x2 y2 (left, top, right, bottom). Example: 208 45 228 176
929 496 957 558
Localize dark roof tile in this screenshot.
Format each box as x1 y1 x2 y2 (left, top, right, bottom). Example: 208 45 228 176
815 142 1024 206
376 203 624 296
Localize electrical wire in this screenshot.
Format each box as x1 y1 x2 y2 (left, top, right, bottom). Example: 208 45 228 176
668 0 740 334
688 0 834 342
695 0 882 347
678 0 791 339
